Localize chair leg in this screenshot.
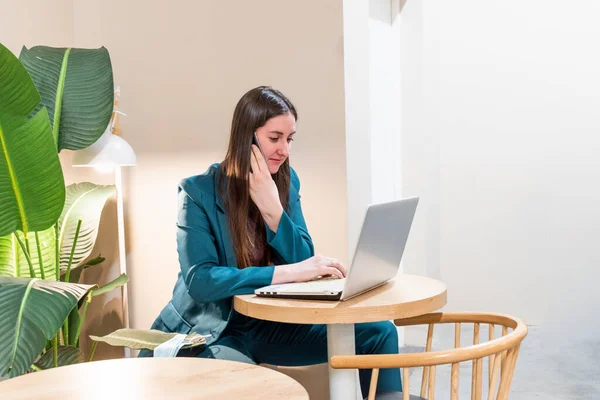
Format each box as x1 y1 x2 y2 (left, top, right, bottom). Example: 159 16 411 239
403 368 410 400
472 323 482 400
421 324 434 397
451 363 459 400
368 368 380 400
502 345 520 399
488 324 495 387
428 365 436 400
496 347 517 400
487 352 502 400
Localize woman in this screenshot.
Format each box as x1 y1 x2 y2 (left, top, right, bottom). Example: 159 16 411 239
145 86 402 397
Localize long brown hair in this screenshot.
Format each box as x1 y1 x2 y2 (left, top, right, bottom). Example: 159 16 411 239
219 86 297 269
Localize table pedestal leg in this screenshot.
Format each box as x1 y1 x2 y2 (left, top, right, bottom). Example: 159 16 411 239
327 324 361 400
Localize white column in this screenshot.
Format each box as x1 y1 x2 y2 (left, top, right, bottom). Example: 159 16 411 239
327 324 361 400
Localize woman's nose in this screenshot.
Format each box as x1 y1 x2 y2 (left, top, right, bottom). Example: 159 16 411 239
278 142 290 157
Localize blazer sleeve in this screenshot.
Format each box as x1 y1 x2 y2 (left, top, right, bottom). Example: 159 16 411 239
265 167 315 264
176 188 275 303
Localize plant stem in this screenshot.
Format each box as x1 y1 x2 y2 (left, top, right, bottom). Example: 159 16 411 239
54 224 59 281
52 335 58 368
88 341 98 362
64 219 82 283
35 231 45 280
24 232 31 260
14 232 35 278
62 319 69 347
13 233 20 277
92 273 128 296
61 219 82 346
73 293 92 346
30 364 42 372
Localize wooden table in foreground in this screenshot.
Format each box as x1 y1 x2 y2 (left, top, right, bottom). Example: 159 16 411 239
234 274 447 400
0 357 309 400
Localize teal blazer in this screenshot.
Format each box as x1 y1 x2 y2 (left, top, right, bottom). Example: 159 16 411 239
150 163 314 345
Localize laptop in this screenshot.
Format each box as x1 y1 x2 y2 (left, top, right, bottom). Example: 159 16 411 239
255 196 419 301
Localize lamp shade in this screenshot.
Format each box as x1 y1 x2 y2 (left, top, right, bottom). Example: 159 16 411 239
72 126 136 167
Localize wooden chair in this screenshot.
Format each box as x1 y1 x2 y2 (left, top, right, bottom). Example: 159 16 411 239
329 312 527 400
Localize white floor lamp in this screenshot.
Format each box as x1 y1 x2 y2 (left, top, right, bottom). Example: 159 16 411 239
72 86 136 357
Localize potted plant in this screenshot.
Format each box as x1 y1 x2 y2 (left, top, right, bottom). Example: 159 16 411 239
0 42 127 378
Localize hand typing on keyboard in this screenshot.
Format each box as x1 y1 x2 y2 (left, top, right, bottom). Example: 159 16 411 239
271 254 347 284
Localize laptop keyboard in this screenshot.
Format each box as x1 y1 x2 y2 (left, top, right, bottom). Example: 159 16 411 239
277 278 346 293
310 275 341 282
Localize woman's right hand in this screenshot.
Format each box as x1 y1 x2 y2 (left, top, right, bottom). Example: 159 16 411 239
272 255 347 284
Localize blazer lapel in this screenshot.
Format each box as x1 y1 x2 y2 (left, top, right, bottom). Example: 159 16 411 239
214 167 238 267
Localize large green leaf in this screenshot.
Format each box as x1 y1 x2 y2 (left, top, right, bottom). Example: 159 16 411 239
58 183 115 273
0 234 16 277
67 273 128 345
34 345 84 370
0 228 57 280
19 46 114 152
0 277 94 377
90 329 207 351
0 44 66 236
0 183 115 279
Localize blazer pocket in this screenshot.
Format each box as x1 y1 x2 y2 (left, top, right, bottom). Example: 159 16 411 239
160 302 193 334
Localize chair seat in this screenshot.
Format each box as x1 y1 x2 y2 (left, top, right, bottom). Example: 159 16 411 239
376 392 425 400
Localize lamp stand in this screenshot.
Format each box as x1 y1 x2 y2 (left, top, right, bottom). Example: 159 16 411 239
115 166 131 358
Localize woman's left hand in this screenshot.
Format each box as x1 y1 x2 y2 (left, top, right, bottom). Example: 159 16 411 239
249 145 283 231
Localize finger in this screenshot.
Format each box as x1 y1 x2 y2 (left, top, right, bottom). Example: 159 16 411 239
250 145 261 172
322 266 344 280
335 264 347 278
329 259 347 277
252 144 269 171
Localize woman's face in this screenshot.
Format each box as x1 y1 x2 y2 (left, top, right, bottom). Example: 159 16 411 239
255 113 296 174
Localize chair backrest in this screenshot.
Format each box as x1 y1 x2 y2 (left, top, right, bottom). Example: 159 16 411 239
329 312 527 400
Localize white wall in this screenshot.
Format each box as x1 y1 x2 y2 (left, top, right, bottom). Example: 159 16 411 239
401 0 600 332
399 0 442 283
344 0 405 255
346 0 405 252
73 0 349 331
368 0 405 346
344 0 406 344
369 1 403 206
344 0 371 257
0 0 73 56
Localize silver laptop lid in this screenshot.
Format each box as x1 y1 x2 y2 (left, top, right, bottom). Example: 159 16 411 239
340 197 419 300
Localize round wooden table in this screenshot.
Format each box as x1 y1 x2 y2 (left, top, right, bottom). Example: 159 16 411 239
0 357 309 399
234 274 447 400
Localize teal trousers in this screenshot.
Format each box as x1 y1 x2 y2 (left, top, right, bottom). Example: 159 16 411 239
142 311 402 398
